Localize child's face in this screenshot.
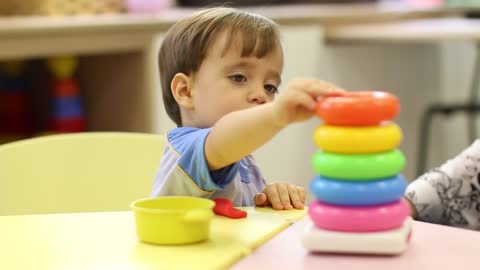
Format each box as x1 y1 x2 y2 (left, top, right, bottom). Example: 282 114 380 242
188 31 283 128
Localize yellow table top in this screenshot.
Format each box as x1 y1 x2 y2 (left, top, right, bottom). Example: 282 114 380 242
0 207 306 270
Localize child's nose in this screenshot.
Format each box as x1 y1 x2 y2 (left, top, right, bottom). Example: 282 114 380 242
247 87 267 105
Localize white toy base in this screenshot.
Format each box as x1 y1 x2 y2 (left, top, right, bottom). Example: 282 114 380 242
302 217 412 255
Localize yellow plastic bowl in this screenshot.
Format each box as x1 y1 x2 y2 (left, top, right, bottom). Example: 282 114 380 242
131 196 214 245
313 123 402 154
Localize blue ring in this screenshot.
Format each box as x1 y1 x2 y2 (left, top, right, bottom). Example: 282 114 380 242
309 175 407 206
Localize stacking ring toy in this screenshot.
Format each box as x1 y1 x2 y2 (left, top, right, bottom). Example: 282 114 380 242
309 199 411 232
312 150 405 180
313 123 402 154
309 175 407 206
316 91 400 126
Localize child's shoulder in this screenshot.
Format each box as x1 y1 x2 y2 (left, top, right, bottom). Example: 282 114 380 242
167 126 211 139
167 127 212 153
168 126 201 137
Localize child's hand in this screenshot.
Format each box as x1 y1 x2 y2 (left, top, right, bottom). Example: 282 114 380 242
272 78 344 128
254 182 306 210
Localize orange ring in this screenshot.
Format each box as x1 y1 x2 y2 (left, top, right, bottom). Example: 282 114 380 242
316 91 400 126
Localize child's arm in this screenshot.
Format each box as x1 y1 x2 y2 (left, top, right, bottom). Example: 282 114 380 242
405 198 417 218
205 78 342 171
405 139 480 229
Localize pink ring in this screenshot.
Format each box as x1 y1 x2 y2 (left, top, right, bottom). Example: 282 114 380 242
308 199 411 232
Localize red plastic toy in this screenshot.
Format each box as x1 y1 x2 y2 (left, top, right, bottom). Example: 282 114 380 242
213 198 247 219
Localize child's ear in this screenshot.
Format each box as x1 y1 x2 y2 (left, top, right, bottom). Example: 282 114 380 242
171 73 194 109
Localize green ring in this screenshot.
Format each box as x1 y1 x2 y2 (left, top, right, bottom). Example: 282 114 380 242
312 149 405 181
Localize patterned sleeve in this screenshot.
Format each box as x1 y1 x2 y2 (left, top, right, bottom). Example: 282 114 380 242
406 141 480 230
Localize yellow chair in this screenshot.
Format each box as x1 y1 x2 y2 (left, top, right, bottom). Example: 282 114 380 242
0 132 163 215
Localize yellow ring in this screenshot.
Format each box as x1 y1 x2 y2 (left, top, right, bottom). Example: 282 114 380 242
313 123 402 154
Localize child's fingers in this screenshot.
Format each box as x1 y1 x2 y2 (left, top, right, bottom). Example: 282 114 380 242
305 84 344 98
322 92 346 98
290 78 344 97
288 90 317 110
254 193 268 207
308 80 344 93
265 186 283 210
276 184 293 210
298 186 306 203
287 184 304 209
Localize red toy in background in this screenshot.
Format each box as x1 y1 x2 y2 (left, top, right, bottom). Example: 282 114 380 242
0 61 32 143
47 56 86 133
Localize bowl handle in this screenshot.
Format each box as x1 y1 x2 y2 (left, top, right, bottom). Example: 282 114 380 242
183 210 213 223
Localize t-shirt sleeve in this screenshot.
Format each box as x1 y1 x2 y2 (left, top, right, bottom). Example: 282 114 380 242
168 127 239 191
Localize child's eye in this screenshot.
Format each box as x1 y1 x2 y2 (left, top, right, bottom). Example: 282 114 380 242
264 84 278 94
229 74 247 83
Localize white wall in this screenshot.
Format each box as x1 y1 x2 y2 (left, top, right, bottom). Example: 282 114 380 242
438 42 477 162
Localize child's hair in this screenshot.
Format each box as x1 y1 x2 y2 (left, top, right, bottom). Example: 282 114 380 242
159 7 281 126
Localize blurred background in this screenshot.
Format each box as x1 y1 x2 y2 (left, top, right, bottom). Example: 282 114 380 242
1 0 480 202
